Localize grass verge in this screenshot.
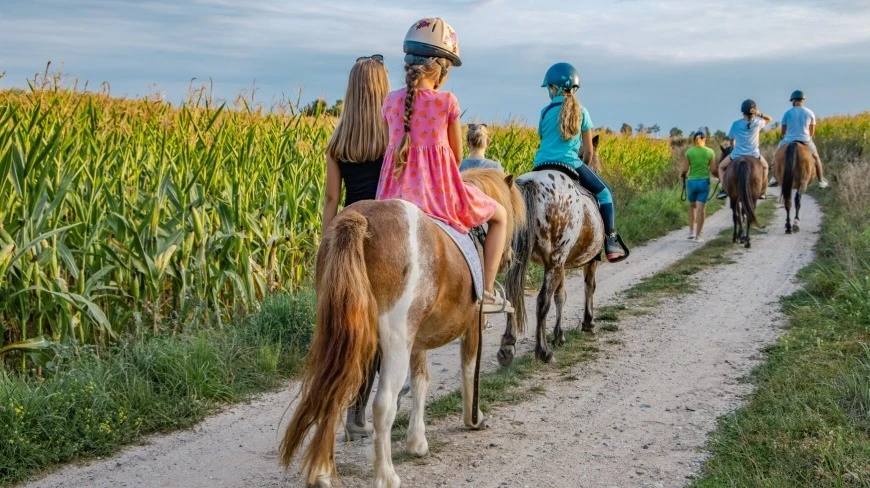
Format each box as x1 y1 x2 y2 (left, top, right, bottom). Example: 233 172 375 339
0 291 314 486
693 160 870 487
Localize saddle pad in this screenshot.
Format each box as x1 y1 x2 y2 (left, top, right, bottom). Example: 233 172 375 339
430 218 484 301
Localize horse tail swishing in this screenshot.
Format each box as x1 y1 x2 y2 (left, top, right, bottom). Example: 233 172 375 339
279 211 378 485
781 142 797 209
500 180 536 366
736 159 757 227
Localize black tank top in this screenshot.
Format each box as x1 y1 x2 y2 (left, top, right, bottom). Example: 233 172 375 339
337 157 384 206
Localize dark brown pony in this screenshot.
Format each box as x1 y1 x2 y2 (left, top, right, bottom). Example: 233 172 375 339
719 145 765 248
773 142 816 233
500 136 604 365
279 169 524 487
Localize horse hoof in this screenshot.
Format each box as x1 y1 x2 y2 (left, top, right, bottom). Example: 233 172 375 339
407 439 429 458
581 322 595 333
745 242 751 249
307 478 332 488
793 224 800 233
466 412 486 430
552 332 565 348
536 349 554 363
345 422 374 441
785 228 792 234
497 346 515 367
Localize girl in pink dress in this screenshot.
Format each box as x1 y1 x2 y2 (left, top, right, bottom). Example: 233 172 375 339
376 17 511 314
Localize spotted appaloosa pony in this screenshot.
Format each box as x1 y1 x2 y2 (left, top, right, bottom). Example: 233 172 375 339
720 145 765 248
773 141 815 234
279 169 525 488
499 136 605 366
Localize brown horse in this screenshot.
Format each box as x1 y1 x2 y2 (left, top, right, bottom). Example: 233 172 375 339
499 136 604 366
773 142 816 233
720 145 765 248
279 169 524 487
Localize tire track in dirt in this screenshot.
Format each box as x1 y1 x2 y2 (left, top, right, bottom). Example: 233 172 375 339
26 196 818 488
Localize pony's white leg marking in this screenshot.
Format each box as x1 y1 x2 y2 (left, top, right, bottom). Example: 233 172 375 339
373 203 422 488
406 351 430 457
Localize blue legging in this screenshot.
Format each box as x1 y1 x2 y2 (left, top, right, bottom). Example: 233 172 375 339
576 164 615 234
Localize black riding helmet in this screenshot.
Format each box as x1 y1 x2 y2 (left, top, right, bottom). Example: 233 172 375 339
741 99 757 115
790 90 805 101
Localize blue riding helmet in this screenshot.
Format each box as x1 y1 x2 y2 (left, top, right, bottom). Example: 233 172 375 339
541 62 580 92
790 90 805 101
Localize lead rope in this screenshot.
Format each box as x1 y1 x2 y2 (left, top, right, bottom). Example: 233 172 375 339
471 297 483 426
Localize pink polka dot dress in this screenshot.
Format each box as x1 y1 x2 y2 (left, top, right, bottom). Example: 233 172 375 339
376 88 497 234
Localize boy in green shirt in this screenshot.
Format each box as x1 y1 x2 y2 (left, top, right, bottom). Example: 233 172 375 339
681 131 715 242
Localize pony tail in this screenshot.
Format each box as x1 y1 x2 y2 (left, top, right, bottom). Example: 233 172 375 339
559 90 581 140
393 64 423 177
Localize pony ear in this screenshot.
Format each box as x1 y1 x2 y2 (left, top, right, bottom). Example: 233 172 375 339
592 134 600 149
504 174 515 187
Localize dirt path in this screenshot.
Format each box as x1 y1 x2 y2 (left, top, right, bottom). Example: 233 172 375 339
25 195 820 488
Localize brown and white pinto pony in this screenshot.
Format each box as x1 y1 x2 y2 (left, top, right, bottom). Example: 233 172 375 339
279 169 525 487
719 145 765 248
500 135 605 366
773 141 815 234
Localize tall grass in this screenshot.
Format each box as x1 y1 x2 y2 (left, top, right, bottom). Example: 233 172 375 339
0 290 313 486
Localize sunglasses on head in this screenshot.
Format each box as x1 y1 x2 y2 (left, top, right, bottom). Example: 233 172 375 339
357 54 384 63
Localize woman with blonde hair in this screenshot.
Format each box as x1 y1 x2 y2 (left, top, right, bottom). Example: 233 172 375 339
322 54 390 230
459 123 504 171
320 54 389 441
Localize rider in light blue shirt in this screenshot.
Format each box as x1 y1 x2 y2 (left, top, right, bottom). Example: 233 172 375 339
770 90 828 188
533 102 594 169
716 99 772 199
532 62 626 262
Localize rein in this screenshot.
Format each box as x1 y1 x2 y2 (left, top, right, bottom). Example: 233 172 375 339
472 300 483 426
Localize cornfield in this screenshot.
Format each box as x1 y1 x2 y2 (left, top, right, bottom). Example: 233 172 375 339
759 111 870 160
0 80 674 358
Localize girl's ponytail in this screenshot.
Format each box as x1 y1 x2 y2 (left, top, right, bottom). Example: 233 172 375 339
559 89 581 140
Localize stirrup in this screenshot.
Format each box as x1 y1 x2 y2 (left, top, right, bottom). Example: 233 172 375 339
481 283 514 314
605 233 630 263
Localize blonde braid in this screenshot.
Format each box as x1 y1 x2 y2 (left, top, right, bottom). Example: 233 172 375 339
393 64 425 176
559 89 581 140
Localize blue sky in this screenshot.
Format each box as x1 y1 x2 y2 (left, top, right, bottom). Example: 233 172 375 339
2 0 870 133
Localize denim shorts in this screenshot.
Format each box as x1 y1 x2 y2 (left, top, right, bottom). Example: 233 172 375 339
687 178 710 203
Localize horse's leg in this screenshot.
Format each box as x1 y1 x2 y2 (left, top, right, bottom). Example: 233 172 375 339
535 267 556 363
552 267 567 348
744 208 751 248
406 349 430 457
498 313 517 367
732 202 740 243
345 352 379 440
372 315 409 488
581 261 598 333
784 189 792 234
460 319 486 430
793 190 802 233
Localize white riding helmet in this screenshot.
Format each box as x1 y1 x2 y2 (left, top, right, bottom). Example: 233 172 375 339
403 17 462 67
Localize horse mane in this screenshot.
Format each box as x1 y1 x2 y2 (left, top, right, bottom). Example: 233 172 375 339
461 168 527 261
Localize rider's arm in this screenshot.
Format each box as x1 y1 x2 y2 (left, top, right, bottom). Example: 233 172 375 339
781 124 787 138
809 124 816 137
757 112 772 124
581 129 594 168
322 154 342 230
447 117 463 166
